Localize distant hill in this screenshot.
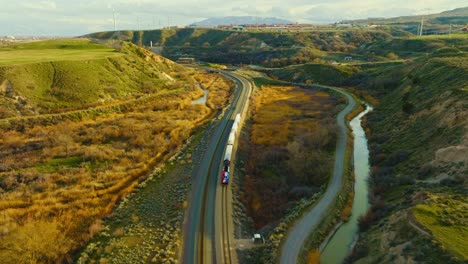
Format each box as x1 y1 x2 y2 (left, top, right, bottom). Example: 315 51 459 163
439 6 468 16
344 6 468 35
346 6 468 23
191 16 293 26
87 28 393 66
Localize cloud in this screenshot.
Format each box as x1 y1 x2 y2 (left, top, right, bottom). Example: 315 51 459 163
22 0 57 11
0 0 466 36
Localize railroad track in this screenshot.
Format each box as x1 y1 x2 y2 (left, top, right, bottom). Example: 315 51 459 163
221 186 233 264
196 114 233 264
182 69 251 264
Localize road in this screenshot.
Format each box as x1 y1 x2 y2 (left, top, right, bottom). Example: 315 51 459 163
280 85 356 264
181 70 251 264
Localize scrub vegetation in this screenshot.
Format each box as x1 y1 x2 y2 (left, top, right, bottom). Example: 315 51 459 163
235 84 342 263
242 85 339 228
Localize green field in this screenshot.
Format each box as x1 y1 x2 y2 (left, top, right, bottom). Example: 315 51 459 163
0 39 122 66
413 194 468 260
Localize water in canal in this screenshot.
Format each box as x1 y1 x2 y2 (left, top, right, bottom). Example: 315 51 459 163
191 84 209 105
320 105 373 264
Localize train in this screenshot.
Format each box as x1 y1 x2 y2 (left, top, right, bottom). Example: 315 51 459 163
221 113 241 185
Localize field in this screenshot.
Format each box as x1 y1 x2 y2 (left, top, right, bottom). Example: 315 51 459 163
0 39 122 66
0 39 233 263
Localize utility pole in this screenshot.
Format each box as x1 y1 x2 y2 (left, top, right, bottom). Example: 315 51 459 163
419 17 424 36
113 8 116 31
256 16 259 31
137 16 140 31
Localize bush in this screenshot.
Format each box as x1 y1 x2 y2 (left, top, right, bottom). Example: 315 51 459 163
398 175 415 185
417 164 433 179
402 101 414 114
386 149 410 166
358 209 377 232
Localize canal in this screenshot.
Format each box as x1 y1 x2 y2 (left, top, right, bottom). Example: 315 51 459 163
320 105 373 263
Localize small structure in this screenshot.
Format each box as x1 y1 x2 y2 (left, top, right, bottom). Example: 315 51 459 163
344 56 353 62
176 57 195 64
252 234 265 244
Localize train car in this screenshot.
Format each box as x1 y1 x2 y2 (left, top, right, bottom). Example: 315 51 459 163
223 159 230 171
231 123 238 135
228 130 236 145
224 145 233 161
234 113 241 127
221 170 230 184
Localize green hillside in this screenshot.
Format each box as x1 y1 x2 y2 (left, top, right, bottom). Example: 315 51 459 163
346 37 467 263
0 39 188 117
359 34 468 58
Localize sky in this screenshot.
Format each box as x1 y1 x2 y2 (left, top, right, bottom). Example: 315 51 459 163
0 0 466 36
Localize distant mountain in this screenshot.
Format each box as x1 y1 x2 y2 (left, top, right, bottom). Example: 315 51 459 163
191 16 293 26
439 6 468 16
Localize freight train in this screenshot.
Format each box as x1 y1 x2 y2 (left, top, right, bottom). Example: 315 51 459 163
221 113 241 185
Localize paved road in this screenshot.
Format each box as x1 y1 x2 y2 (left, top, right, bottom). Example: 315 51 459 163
181 70 251 264
280 85 356 264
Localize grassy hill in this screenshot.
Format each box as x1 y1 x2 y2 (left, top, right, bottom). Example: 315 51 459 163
0 39 121 66
0 39 187 117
